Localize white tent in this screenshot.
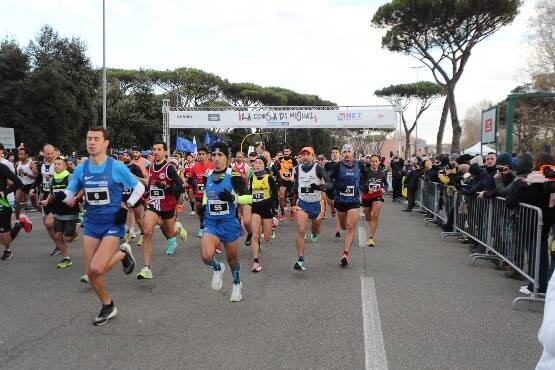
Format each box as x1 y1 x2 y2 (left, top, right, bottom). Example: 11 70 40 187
461 142 496 155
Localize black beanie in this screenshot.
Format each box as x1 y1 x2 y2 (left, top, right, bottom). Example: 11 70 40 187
515 153 534 176
210 142 228 155
469 163 481 176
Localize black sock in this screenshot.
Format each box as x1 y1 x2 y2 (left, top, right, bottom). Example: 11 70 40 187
254 258 259 263
103 300 113 308
10 223 23 240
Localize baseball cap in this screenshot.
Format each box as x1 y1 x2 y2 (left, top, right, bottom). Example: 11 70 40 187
300 147 314 155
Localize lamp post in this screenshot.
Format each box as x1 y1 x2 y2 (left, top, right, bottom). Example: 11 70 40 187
240 132 263 153
410 66 425 155
102 0 106 129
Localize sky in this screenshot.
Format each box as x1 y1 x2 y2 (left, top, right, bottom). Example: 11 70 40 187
0 0 539 147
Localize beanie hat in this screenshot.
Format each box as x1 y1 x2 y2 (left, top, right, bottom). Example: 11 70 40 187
440 155 450 166
515 153 534 176
469 163 481 176
210 142 228 155
496 152 512 168
469 155 484 167
457 154 473 165
449 153 460 161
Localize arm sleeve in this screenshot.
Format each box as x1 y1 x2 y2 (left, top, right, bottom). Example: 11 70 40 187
291 166 299 196
2 164 23 195
268 175 278 209
166 165 184 195
316 164 332 190
127 182 145 206
231 174 249 196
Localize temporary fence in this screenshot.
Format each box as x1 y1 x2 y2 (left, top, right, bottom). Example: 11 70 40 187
415 178 546 309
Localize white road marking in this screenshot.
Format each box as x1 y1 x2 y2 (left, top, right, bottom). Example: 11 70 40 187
360 276 388 370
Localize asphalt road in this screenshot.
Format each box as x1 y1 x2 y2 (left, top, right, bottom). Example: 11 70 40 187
0 200 545 370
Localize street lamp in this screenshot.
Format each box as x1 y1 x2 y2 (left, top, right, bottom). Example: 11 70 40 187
102 0 106 129
410 65 425 155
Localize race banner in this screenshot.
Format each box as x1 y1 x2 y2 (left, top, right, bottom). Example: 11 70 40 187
168 108 396 129
0 127 15 149
481 107 497 145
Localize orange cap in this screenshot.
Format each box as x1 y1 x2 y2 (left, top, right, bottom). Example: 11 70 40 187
300 147 314 155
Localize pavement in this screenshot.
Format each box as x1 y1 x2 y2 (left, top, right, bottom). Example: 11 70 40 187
0 200 545 370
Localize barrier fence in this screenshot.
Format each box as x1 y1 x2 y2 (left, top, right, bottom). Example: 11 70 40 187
415 178 546 309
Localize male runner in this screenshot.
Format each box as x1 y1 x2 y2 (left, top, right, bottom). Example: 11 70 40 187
0 163 33 260
137 141 187 279
325 146 342 237
121 151 147 244
329 144 368 267
15 147 39 219
40 157 82 268
277 144 297 222
232 151 253 246
200 142 252 302
61 127 144 325
249 155 278 272
184 153 196 216
291 147 330 271
132 147 150 177
361 155 386 247
189 147 214 237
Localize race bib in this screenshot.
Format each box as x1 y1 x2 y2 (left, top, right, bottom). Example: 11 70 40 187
283 173 291 178
85 187 110 205
369 184 380 192
150 188 165 200
208 200 229 215
300 186 314 194
340 186 355 197
252 191 264 202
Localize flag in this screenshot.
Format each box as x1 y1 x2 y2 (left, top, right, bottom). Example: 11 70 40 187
192 136 197 154
175 136 197 153
204 131 223 148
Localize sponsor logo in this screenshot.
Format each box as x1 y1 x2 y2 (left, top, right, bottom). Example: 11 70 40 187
160 173 166 180
176 114 193 119
84 176 93 180
208 114 220 121
337 112 362 121
485 118 493 133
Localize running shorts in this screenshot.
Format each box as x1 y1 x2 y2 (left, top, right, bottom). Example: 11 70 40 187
334 201 360 213
204 217 242 244
297 199 322 220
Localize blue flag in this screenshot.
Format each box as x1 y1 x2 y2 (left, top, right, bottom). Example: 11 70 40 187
175 136 197 153
204 131 223 148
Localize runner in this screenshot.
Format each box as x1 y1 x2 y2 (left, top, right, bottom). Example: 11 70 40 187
232 151 253 246
324 146 342 238
329 144 368 267
200 142 252 302
15 147 39 219
249 155 278 272
276 144 297 222
291 147 330 271
188 147 214 238
132 146 150 177
40 157 82 268
0 163 33 261
183 153 196 216
60 126 144 325
137 141 187 279
361 155 386 247
121 151 147 245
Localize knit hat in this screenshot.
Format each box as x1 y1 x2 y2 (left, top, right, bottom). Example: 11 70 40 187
469 163 481 176
449 153 460 161
515 153 534 176
210 142 228 155
469 155 484 167
457 154 473 165
440 155 450 166
496 152 512 168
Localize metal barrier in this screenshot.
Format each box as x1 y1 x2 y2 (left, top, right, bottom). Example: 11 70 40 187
415 179 546 308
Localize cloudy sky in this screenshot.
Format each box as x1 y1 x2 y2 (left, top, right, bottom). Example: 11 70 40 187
1 0 538 146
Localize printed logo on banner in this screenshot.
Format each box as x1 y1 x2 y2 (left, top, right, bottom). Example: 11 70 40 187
176 114 193 119
337 112 362 121
377 113 384 119
208 114 220 122
485 118 493 132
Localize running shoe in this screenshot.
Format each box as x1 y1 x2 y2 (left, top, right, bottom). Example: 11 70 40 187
50 247 61 256
1 249 13 260
166 237 178 255
519 286 533 295
245 233 253 246
197 228 204 238
80 274 90 284
340 253 349 268
367 237 375 247
294 260 306 271
270 230 276 239
120 243 135 274
136 266 153 280
175 221 188 242
74 233 81 241
128 231 137 239
230 282 243 302
303 233 307 240
272 217 279 228
334 231 341 238
56 257 72 269
189 210 196 216
252 261 262 273
310 234 319 243
18 215 33 233
278 214 286 223
93 301 117 326
137 234 144 247
211 263 225 290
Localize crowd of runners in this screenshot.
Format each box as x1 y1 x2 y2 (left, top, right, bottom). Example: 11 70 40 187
1 127 390 326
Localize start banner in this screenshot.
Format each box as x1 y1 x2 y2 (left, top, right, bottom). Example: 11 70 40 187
168 108 396 129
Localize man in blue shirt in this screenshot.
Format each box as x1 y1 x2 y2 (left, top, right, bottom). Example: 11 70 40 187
60 127 145 326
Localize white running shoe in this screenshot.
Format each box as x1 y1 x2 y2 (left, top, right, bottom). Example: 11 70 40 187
189 211 196 216
230 282 242 302
211 263 225 290
519 286 533 295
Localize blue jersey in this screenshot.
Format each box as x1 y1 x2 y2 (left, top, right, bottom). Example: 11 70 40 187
68 157 138 222
204 172 237 220
334 160 361 204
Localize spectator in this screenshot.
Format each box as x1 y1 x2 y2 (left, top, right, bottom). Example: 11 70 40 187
390 155 404 201
403 158 423 211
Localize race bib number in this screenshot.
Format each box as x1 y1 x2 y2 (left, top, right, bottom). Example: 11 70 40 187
283 172 291 178
340 186 355 197
300 186 314 194
43 181 51 192
369 184 380 192
208 200 229 215
85 187 110 205
252 191 264 202
150 188 165 200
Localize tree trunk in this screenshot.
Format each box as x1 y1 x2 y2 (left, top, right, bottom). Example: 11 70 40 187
436 95 449 153
448 87 462 153
405 129 411 159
